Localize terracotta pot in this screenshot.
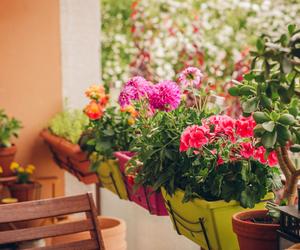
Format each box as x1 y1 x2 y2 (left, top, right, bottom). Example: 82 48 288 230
0 145 17 177
232 209 279 250
51 216 127 250
40 130 98 184
8 182 41 202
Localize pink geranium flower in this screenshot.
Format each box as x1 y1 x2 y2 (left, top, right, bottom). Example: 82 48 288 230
236 116 256 138
178 67 203 88
254 146 267 164
240 142 254 159
180 125 209 152
267 150 278 166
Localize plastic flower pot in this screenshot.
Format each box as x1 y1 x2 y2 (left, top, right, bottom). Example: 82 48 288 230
51 216 127 250
161 187 274 250
114 151 168 216
97 159 128 200
232 210 279 250
0 145 17 177
40 130 98 184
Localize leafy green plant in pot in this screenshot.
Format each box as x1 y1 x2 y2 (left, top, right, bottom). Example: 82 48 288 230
0 109 22 177
40 103 96 184
229 24 300 250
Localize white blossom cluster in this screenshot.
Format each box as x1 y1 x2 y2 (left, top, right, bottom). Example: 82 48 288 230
101 0 300 89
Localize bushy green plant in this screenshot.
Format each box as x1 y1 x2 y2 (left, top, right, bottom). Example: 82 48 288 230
82 106 135 171
48 108 89 144
0 109 22 147
229 24 300 205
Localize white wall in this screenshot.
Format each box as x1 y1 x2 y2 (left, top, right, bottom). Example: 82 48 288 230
59 0 199 249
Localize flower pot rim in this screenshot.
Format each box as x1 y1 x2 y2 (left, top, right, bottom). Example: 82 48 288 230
232 209 279 228
162 187 274 209
98 216 126 233
0 144 17 154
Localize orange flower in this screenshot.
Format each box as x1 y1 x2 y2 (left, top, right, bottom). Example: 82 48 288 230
85 85 106 101
99 95 109 107
85 101 104 120
120 105 138 118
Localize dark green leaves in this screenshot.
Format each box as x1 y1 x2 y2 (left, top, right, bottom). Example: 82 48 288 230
242 97 258 113
253 112 270 123
278 114 296 125
261 131 277 148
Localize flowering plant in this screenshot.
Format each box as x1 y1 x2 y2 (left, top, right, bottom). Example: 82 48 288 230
82 85 136 171
179 115 281 208
122 67 226 195
10 162 35 184
229 25 300 205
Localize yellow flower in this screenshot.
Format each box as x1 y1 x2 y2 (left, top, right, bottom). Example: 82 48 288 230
27 164 35 171
90 152 98 162
18 167 24 173
10 162 19 171
26 168 33 174
127 117 135 125
0 166 3 174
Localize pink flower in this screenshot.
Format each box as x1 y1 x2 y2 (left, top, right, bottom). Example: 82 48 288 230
236 116 256 138
149 80 181 112
206 115 236 142
240 142 254 159
254 146 267 164
118 76 153 107
267 151 278 166
217 155 224 165
178 67 203 88
180 125 209 152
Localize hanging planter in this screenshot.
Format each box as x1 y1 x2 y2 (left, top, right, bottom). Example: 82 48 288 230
114 151 168 216
0 145 17 177
97 159 128 200
161 188 274 250
40 130 98 185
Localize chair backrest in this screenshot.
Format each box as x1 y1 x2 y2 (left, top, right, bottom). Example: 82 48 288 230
0 193 105 250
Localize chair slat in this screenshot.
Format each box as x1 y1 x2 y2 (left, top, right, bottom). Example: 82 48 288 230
27 239 99 250
0 194 90 223
0 219 94 244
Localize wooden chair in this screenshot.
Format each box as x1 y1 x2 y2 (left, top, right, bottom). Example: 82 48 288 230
0 193 105 250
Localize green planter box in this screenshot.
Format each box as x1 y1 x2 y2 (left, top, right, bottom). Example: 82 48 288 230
161 187 274 250
97 160 128 200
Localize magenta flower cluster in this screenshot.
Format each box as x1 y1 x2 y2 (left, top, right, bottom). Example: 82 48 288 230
119 76 181 112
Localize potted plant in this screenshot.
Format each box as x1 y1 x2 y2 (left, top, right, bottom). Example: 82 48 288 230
0 110 22 177
123 67 280 249
82 85 131 200
229 24 300 250
8 162 41 202
40 105 97 184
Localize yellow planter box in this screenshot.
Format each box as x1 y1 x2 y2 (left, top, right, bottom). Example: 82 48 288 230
161 187 274 250
97 160 128 200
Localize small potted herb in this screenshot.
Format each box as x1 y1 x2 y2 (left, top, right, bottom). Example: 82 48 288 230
230 24 300 250
8 162 41 202
0 110 22 177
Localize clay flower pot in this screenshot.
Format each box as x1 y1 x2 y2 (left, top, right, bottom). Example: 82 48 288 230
40 130 98 184
51 216 127 250
8 182 41 202
0 145 17 177
114 151 168 216
232 209 279 250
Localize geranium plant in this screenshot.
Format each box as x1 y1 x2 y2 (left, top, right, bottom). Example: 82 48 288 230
82 85 136 171
0 110 22 148
179 115 280 208
10 161 35 184
229 24 300 205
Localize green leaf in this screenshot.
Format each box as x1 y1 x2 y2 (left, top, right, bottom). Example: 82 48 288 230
256 37 265 53
254 124 265 137
262 121 275 132
276 124 291 144
288 24 296 36
243 73 255 81
261 131 277 149
290 144 300 153
278 114 296 125
260 96 273 110
242 97 258 113
228 86 240 96
253 112 270 123
240 86 255 96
